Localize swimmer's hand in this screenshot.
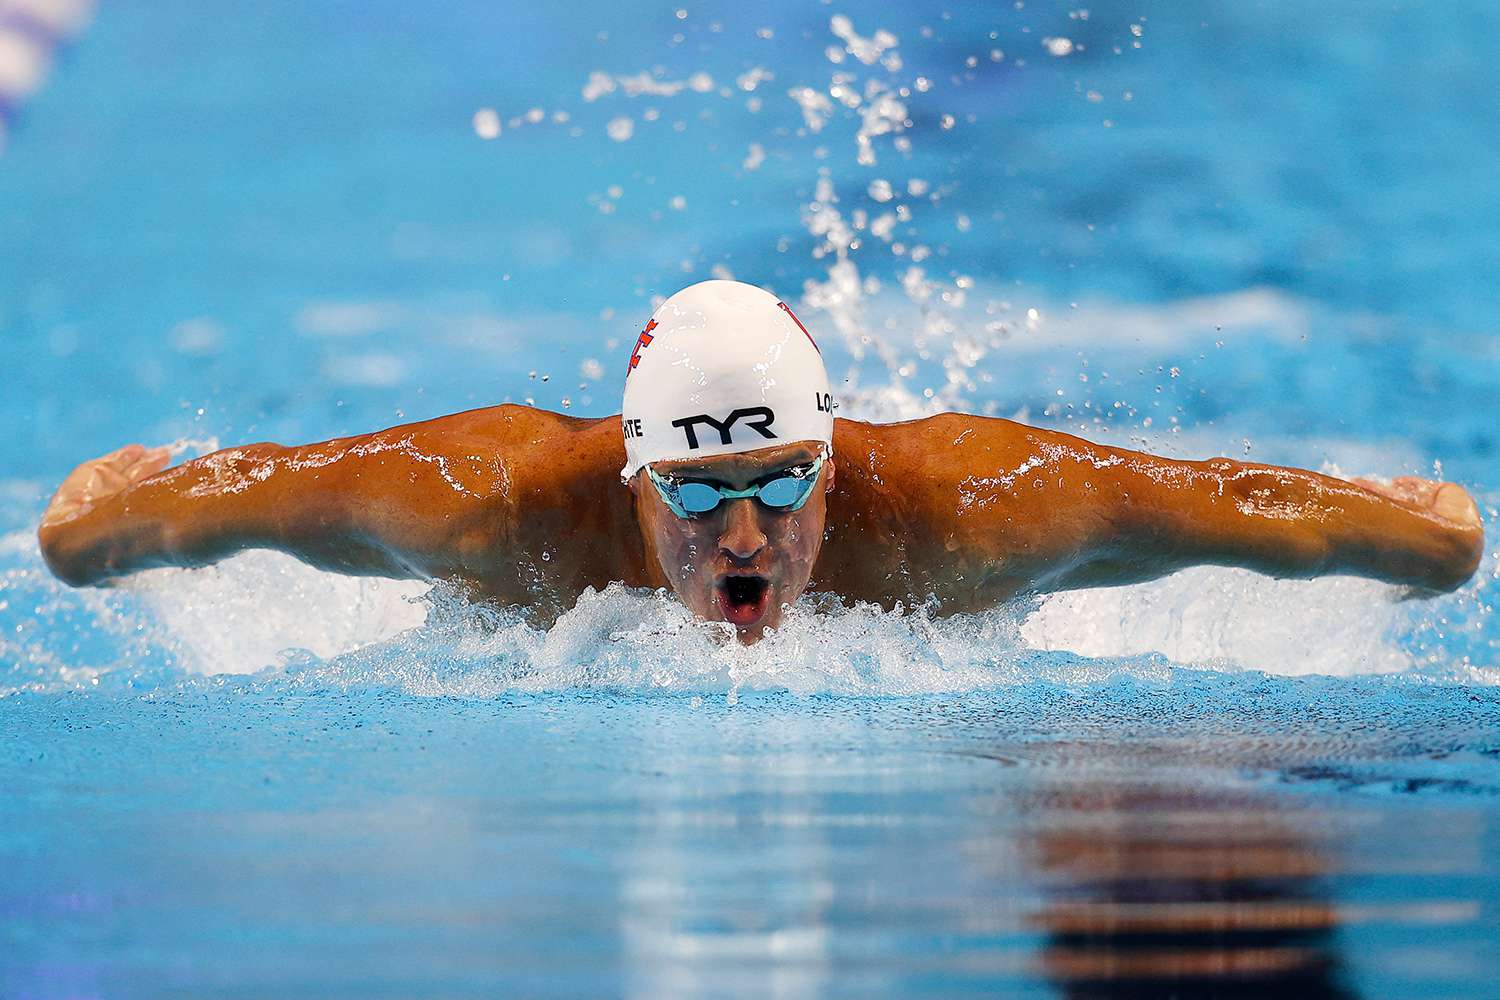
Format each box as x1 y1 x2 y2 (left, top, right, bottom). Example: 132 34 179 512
40 444 174 529
1349 476 1485 596
1349 476 1482 529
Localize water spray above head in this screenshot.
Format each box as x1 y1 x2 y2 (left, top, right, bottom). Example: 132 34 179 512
619 280 835 480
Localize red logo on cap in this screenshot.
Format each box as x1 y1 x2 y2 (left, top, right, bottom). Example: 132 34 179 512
777 301 820 354
627 318 657 376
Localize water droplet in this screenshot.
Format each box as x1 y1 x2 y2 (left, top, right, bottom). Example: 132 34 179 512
472 108 501 140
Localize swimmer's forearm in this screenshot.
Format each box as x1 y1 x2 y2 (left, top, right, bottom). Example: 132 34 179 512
1111 457 1484 592
38 443 419 585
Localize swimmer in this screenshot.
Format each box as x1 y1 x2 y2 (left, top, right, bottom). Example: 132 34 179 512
37 280 1485 642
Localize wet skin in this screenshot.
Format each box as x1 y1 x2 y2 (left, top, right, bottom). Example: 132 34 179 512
38 405 1485 642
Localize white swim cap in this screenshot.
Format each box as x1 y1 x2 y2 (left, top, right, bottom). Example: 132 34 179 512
620 280 834 480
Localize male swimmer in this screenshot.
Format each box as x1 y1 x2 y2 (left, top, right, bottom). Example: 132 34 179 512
38 280 1484 642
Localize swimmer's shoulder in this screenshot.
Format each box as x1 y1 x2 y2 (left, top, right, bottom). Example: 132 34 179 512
831 412 1034 480
403 404 626 495
829 412 1035 533
822 413 1060 605
419 403 613 443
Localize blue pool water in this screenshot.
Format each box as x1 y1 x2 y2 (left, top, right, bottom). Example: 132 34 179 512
3 1 1499 995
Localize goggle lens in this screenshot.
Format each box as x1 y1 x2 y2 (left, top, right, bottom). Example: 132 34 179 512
650 456 824 518
676 481 726 514
756 476 808 509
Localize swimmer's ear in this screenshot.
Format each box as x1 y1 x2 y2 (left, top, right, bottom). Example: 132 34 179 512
823 456 836 493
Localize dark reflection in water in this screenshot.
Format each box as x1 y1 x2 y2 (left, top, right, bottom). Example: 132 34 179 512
1025 784 1357 999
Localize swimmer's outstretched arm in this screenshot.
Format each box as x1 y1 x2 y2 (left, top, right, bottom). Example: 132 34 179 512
847 416 1485 601
1050 450 1485 594
36 406 634 593
37 431 489 587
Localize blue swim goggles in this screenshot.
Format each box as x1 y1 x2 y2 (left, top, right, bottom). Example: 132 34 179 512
647 453 826 519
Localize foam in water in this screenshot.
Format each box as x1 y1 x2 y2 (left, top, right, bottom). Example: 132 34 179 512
4 506 1491 697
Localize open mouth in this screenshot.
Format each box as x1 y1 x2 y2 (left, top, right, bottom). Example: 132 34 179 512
715 574 772 629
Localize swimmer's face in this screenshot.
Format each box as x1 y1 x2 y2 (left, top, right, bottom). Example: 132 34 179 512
630 442 835 643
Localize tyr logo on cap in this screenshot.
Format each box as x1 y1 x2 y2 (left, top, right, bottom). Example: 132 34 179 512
671 407 777 449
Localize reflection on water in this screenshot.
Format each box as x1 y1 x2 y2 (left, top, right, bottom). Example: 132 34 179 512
1024 782 1357 998
976 731 1484 999
1 689 1495 996
606 697 1492 998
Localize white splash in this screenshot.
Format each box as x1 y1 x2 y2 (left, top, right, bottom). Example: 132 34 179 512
828 15 901 70
788 86 833 132
1024 567 1413 675
583 70 715 102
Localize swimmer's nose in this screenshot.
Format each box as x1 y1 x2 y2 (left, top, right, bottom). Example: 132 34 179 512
718 498 767 563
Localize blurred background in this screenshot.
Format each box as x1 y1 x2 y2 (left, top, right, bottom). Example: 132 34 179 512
3 0 1497 494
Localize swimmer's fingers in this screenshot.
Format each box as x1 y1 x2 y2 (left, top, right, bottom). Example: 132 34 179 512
1431 482 1482 529
1351 475 1429 505
1352 476 1479 528
41 444 174 527
125 445 174 483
